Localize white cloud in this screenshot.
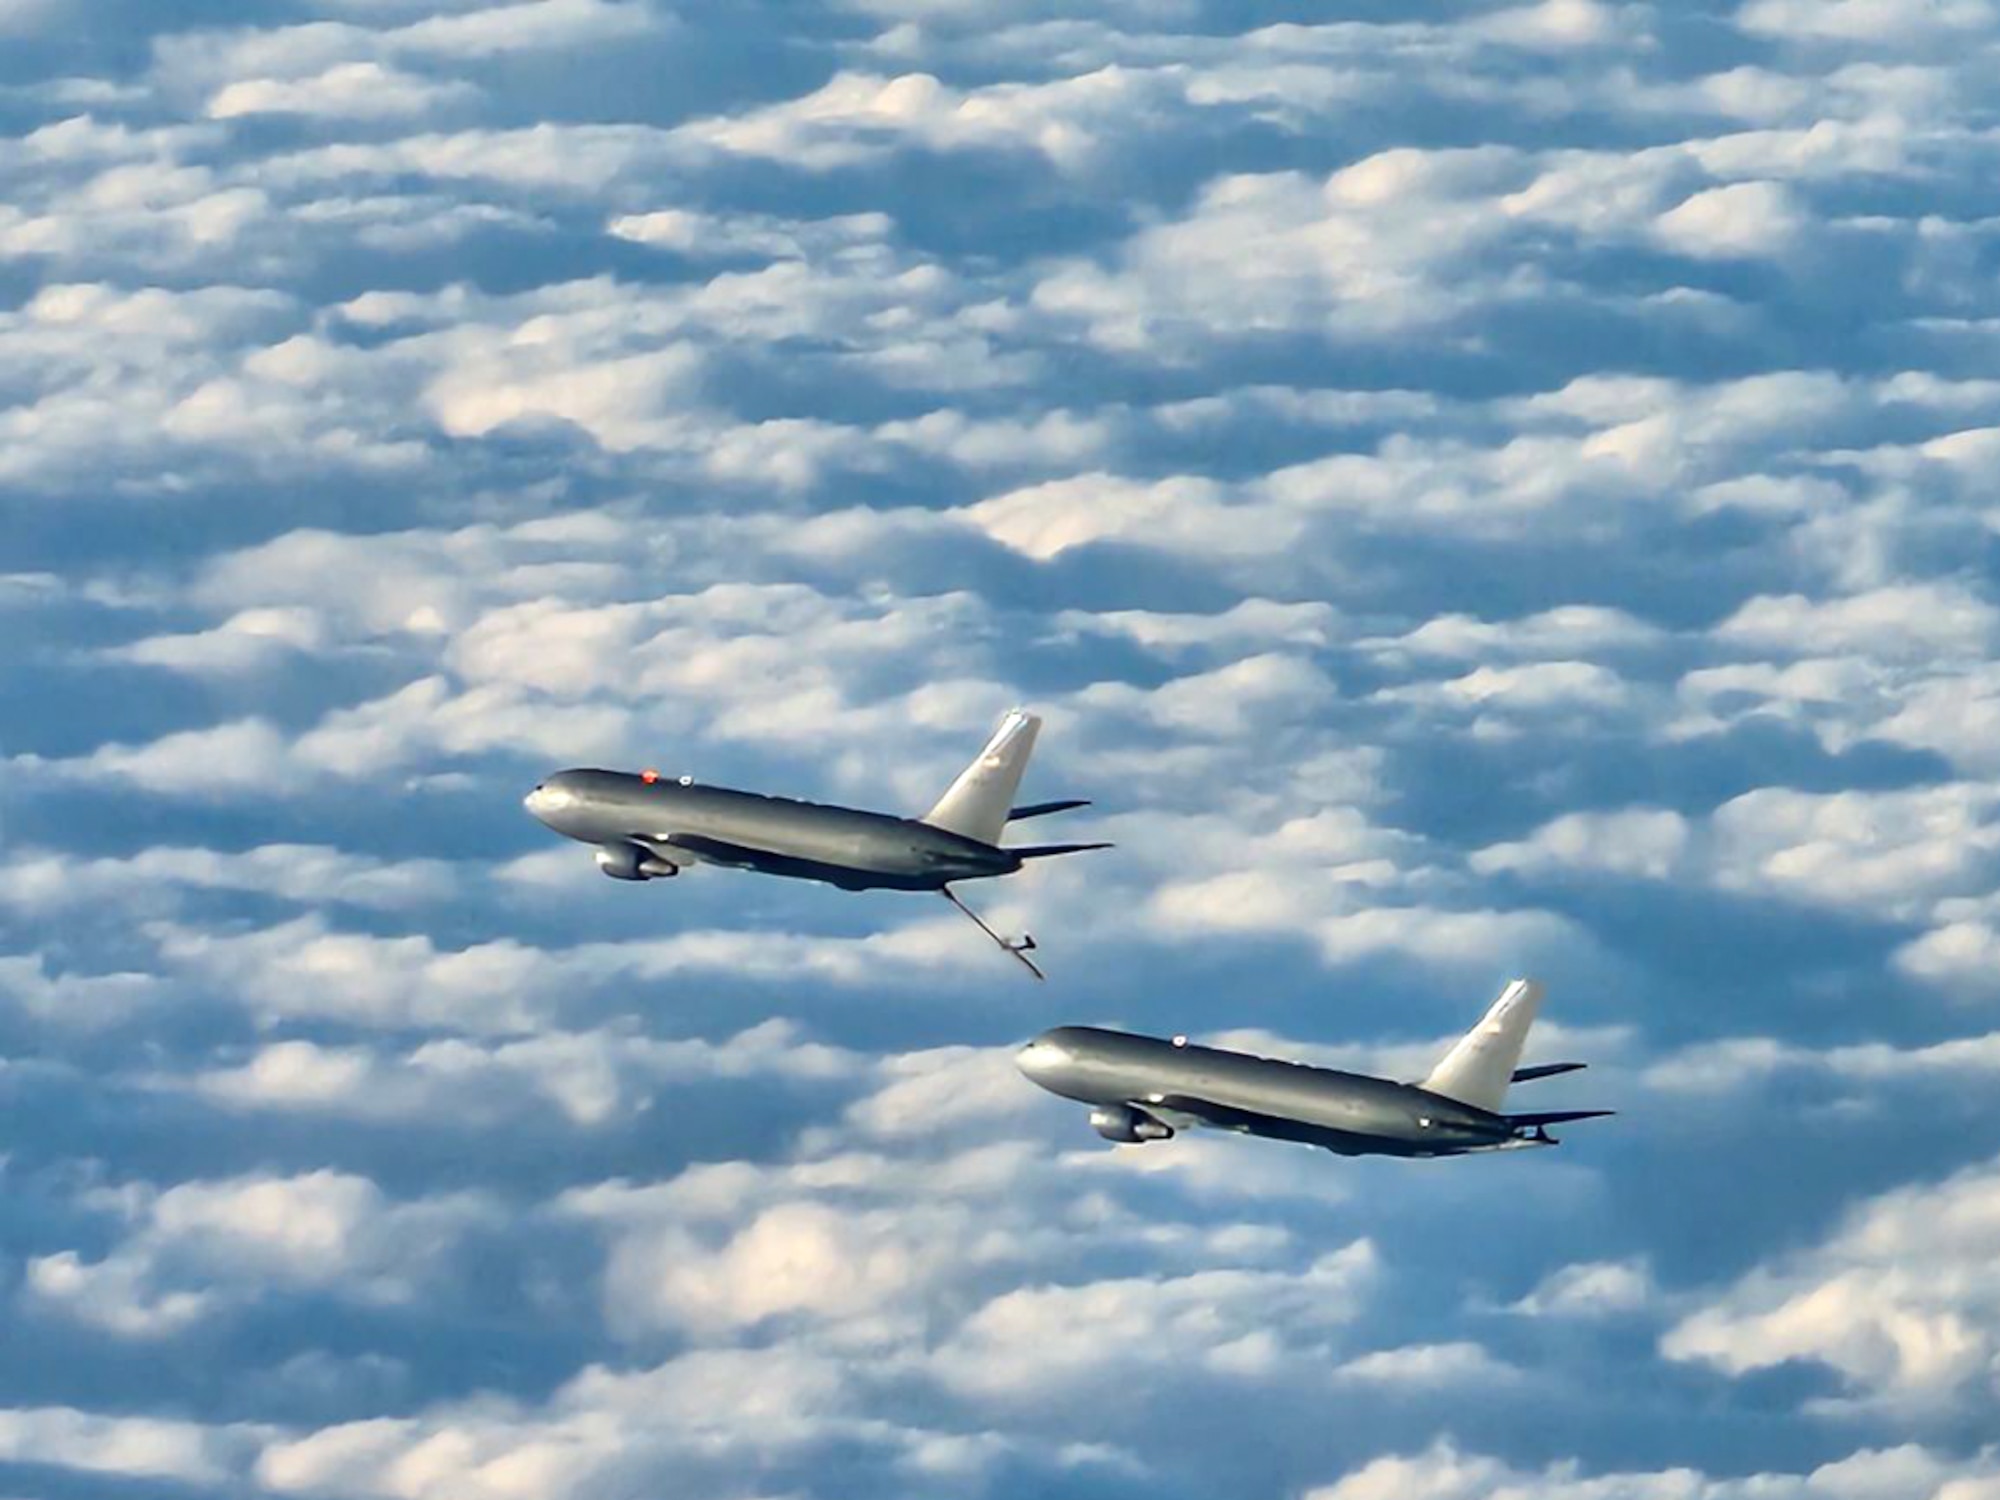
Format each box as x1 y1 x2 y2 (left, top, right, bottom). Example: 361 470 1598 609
1738 0 1998 46
27 1170 498 1336
186 1020 859 1127
1895 918 2000 998
41 718 296 796
1644 1027 2000 1095
1083 653 1338 737
845 1044 1041 1139
154 0 660 99
425 342 705 450
390 0 658 57
1664 1153 2000 1410
608 207 894 260
1474 0 1637 49
112 607 330 675
0 1406 269 1487
207 62 477 120
254 1346 871 1498
1710 785 2000 920
1034 150 1530 348
0 954 162 1027
1367 605 1663 664
12 1 2000 1494
1059 599 1342 656
562 1139 1075 1341
673 65 1196 174
961 471 1300 562
932 1244 1380 1399
1313 905 1582 973
1331 1339 1520 1388
600 1197 964 1336
1475 784 2000 929
0 842 455 916
149 916 568 1032
1306 1440 2000 1500
1474 809 1692 882
1717 584 2000 662
1509 1258 1658 1318
1654 181 1807 261
1377 660 1637 718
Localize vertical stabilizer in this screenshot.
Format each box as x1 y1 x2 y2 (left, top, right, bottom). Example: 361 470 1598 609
923 709 1041 847
1421 979 1545 1113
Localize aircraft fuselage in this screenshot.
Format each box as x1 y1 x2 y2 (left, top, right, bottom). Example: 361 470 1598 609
1018 1026 1539 1157
524 769 1020 890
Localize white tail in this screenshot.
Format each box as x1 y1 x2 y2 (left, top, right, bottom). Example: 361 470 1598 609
923 709 1040 847
1421 979 1545 1113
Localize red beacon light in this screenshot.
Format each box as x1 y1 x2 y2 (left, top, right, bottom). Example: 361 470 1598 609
640 769 660 784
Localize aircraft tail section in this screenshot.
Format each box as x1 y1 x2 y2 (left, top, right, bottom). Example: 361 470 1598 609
923 709 1041 848
1420 978 1545 1114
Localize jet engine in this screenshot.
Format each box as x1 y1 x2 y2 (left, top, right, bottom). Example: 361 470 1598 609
595 843 678 881
1089 1105 1173 1143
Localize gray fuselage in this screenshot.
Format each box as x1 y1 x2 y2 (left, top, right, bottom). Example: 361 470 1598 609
524 769 1021 890
1018 1026 1533 1158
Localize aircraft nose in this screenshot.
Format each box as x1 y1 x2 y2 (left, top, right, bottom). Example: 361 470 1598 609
1016 1035 1071 1079
523 777 569 826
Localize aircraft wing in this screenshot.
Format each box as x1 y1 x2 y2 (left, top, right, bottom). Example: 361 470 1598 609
644 832 779 871
1148 1095 1373 1154
628 835 701 869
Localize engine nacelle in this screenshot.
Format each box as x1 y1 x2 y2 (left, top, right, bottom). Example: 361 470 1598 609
595 843 679 881
1089 1104 1174 1144
595 844 649 881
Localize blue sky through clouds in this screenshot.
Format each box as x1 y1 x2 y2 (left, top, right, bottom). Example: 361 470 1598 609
5 0 2000 1495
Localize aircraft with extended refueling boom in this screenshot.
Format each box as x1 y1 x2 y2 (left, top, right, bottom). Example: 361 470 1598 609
1018 979 1610 1156
524 709 1106 977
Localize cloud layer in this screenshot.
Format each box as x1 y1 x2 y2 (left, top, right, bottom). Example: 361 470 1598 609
6 0 2000 1496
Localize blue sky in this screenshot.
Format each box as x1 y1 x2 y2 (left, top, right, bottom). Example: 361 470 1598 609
4 0 2000 1495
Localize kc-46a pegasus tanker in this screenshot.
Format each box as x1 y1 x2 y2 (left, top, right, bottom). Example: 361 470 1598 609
525 709 1106 977
1019 979 1610 1156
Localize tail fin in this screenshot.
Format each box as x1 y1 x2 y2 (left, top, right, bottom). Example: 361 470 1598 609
923 709 1041 847
1420 978 1545 1114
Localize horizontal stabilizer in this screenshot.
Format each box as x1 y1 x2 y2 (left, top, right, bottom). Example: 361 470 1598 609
1512 1061 1586 1084
1008 798 1091 822
1012 842 1114 860
1505 1110 1614 1129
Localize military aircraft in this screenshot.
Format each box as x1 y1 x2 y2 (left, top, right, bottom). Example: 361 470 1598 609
524 709 1106 977
1018 979 1609 1155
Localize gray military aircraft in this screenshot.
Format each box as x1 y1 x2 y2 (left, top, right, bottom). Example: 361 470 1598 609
524 709 1106 977
1018 979 1609 1155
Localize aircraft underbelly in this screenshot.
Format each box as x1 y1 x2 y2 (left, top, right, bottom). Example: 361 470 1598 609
1075 1046 1502 1156
616 792 917 877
